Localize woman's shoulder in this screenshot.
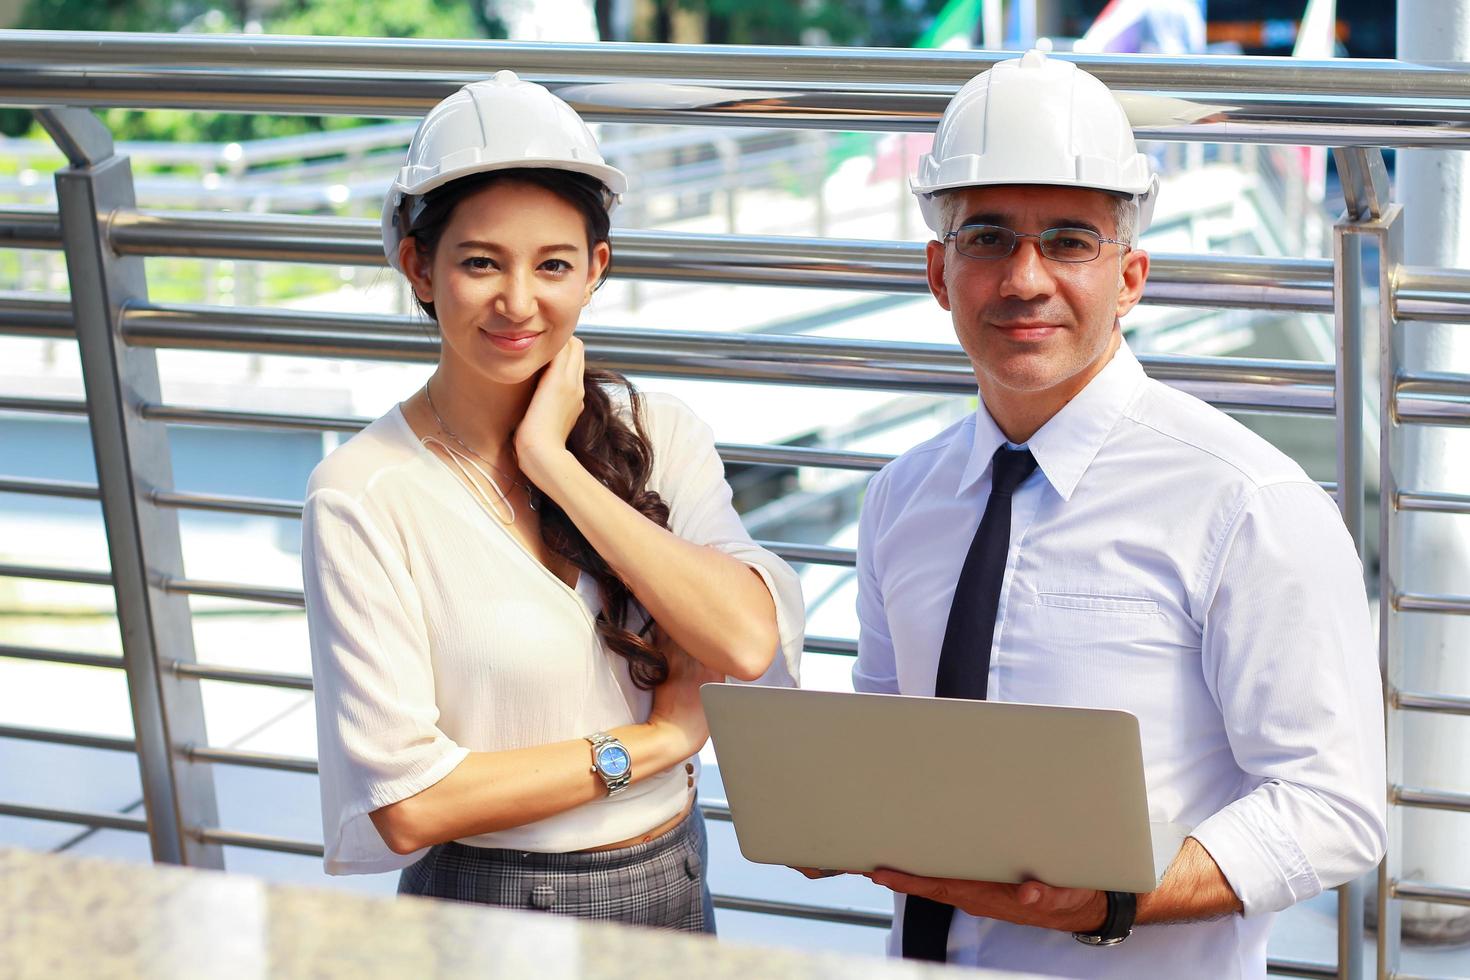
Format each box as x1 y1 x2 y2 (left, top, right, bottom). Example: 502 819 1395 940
620 388 710 452
306 405 421 502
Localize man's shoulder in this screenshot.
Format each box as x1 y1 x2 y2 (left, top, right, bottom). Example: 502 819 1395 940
868 412 974 505
1123 378 1311 491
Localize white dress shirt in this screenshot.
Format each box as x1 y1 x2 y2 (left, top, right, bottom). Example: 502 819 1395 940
854 341 1386 978
303 392 804 875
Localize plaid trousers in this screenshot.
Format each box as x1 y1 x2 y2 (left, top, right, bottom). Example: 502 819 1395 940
398 807 715 934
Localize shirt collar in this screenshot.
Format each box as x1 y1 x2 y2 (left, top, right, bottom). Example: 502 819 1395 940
956 339 1147 502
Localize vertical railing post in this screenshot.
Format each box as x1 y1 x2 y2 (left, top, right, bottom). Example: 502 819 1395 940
1375 204 1406 980
36 106 223 869
1331 145 1398 980
1330 144 1405 980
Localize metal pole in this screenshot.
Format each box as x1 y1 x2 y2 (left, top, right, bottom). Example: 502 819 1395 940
35 106 223 868
1331 145 1397 980
1330 175 1367 980
1394 0 1470 949
1375 204 1406 980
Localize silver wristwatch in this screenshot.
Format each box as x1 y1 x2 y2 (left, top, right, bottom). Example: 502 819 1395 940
585 731 632 796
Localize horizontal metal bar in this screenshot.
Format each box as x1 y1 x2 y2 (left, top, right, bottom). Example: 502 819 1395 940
0 206 62 251
170 634 850 693
1263 959 1338 980
718 443 891 473
0 394 89 417
1392 880 1470 910
191 820 893 928
6 32 1466 99
1396 267 1470 324
805 635 859 657
151 454 881 524
1396 371 1470 427
169 660 313 692
0 292 73 339
1399 371 1470 400
700 799 732 823
120 302 1335 412
161 577 306 607
1392 785 1470 814
152 489 302 519
184 744 317 774
0 476 99 501
1394 691 1470 717
0 561 111 587
0 723 134 753
1397 490 1470 516
710 893 891 929
0 801 148 833
768 542 856 567
96 210 1342 313
0 643 123 670
4 33 1470 147
1394 592 1470 616
143 403 365 433
158 542 843 609
194 827 324 858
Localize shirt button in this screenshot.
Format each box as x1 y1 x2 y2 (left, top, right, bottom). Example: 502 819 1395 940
529 882 556 909
684 853 702 881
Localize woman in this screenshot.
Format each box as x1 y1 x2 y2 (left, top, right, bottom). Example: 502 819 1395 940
302 71 803 933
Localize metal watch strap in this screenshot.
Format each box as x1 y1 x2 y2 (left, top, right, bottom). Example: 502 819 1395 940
585 731 631 796
1073 890 1136 946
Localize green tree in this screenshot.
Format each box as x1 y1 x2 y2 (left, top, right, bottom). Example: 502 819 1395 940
679 0 950 48
1 0 489 139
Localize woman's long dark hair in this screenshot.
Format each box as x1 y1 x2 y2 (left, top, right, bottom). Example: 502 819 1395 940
405 167 673 688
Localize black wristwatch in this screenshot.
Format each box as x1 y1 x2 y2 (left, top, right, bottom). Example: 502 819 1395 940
1073 890 1136 946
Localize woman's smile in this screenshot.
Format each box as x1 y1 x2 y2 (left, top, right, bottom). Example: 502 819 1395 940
481 328 542 353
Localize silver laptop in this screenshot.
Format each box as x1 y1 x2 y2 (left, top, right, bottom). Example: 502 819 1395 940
701 685 1184 893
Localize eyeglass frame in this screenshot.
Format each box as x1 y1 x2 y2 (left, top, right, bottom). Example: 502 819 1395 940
941 223 1132 264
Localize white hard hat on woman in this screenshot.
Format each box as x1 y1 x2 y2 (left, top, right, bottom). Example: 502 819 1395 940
381 69 628 273
910 47 1159 239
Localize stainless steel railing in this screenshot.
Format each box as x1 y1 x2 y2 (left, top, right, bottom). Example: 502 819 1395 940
3 32 1470 980
4 31 1470 146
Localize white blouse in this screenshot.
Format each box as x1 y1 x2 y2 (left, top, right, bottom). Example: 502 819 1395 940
302 392 804 875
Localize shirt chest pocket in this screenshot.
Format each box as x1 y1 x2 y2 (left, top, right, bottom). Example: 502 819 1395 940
1019 585 1191 673
1035 591 1160 616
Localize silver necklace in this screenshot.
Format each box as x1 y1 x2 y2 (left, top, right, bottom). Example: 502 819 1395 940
423 381 540 512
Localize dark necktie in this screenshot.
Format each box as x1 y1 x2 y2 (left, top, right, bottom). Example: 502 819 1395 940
901 444 1038 962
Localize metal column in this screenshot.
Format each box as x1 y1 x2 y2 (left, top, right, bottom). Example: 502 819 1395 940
1328 151 1410 977
37 106 223 868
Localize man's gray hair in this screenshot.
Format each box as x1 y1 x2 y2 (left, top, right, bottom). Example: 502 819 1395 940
934 189 1139 249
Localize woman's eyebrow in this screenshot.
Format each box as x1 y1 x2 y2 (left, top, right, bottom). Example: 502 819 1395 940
454 240 580 253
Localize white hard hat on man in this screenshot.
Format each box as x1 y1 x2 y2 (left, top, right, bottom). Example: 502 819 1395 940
381 69 627 274
911 46 1158 239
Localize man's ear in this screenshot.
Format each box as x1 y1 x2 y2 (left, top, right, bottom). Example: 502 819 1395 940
1115 248 1149 320
398 237 434 304
926 239 952 312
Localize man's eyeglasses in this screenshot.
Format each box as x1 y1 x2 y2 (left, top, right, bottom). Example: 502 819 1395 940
943 223 1131 264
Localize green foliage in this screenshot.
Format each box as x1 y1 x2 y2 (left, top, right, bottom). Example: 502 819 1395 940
2 0 488 141
266 0 480 42
680 0 951 48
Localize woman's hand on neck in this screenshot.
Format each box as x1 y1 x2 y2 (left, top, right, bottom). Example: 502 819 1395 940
514 336 589 487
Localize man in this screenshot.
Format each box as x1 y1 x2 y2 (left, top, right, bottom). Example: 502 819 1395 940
852 48 1386 976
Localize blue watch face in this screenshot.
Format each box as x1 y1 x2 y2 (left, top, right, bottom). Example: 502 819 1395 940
596 743 630 778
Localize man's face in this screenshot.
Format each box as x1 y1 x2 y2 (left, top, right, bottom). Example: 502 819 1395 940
926 184 1149 410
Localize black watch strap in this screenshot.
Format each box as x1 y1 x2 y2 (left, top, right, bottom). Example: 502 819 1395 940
1073 891 1136 946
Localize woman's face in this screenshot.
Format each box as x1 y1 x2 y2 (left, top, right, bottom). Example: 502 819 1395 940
402 179 610 387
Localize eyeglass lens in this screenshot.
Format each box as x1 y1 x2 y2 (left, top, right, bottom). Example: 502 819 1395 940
950 224 1102 262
